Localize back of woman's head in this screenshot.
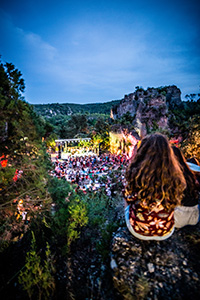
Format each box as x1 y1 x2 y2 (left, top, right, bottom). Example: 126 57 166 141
134 133 172 166
126 133 186 209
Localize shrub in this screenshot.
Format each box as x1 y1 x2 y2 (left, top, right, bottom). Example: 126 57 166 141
18 232 55 300
66 197 88 251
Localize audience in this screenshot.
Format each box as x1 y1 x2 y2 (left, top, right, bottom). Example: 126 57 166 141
50 153 128 196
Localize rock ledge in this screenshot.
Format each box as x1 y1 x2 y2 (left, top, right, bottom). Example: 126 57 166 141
111 224 200 300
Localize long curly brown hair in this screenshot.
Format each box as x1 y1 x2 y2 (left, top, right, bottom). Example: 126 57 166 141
125 133 186 210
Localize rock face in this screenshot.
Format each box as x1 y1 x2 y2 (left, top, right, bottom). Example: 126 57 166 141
111 86 181 137
111 93 138 119
111 224 200 300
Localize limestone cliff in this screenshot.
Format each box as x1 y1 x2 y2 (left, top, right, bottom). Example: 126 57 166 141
111 86 181 137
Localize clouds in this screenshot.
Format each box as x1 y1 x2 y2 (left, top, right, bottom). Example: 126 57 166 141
25 33 57 62
0 1 200 104
0 9 57 71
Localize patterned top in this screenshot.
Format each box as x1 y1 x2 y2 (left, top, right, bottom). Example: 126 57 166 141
125 192 174 237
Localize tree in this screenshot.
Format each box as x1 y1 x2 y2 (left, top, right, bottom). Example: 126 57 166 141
91 117 110 152
45 133 57 151
0 58 52 246
181 116 200 160
59 114 88 138
185 93 197 102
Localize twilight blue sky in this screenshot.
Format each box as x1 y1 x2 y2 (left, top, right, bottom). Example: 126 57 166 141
0 0 200 104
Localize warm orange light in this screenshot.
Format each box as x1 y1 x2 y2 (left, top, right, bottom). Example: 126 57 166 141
0 159 8 168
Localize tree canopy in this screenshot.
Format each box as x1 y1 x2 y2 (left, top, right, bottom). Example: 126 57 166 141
0 58 52 232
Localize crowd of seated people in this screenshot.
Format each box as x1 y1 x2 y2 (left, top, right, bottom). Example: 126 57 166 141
50 153 128 196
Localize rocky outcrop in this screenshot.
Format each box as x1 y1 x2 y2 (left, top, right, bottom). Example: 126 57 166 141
111 224 200 300
111 86 182 137
111 93 138 119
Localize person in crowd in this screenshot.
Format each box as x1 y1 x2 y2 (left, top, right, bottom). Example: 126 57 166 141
124 133 186 241
172 146 200 228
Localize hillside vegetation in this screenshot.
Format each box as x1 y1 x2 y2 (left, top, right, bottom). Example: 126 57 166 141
34 100 121 117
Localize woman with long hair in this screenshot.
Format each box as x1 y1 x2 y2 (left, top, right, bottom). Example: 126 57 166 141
172 146 200 228
124 133 186 240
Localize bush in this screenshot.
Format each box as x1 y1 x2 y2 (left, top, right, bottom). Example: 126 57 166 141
83 189 123 261
48 177 73 205
18 232 55 300
48 178 88 253
66 197 88 250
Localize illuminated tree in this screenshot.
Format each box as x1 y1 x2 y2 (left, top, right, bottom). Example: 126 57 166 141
181 116 200 160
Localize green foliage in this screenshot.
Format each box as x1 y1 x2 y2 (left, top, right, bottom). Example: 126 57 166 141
40 242 55 298
168 99 200 160
119 112 135 126
83 191 110 227
34 100 121 118
83 189 123 261
66 197 88 250
45 133 57 151
181 115 200 160
57 114 88 138
0 165 16 189
47 174 123 260
49 177 70 204
161 91 166 96
48 177 72 205
169 100 200 132
78 139 91 148
33 101 119 140
96 221 119 262
47 178 88 253
46 112 112 141
151 120 159 131
18 232 55 300
157 86 168 94
92 117 110 151
0 56 124 299
18 232 40 298
184 98 200 117
0 58 52 245
185 93 199 102
135 86 144 92
46 178 72 246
